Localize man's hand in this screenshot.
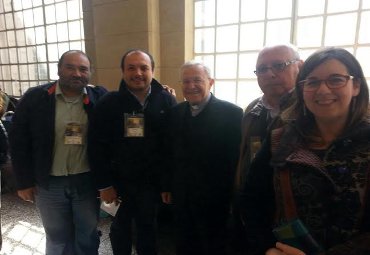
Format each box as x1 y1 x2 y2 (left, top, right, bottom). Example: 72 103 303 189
265 242 306 255
162 85 176 97
100 187 119 205
161 192 172 204
17 187 37 203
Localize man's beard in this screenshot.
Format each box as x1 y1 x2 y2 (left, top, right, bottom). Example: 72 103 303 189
60 77 88 92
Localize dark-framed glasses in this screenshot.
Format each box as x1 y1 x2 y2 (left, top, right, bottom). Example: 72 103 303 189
254 59 298 75
298 74 354 92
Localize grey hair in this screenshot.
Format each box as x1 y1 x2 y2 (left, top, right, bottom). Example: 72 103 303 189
180 60 213 78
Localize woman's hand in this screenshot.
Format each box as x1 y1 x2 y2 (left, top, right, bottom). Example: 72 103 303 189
265 242 306 255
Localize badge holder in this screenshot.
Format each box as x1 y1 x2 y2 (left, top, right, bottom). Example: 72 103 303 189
124 113 145 137
64 122 84 145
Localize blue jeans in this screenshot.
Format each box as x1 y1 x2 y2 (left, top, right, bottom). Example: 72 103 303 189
35 172 100 255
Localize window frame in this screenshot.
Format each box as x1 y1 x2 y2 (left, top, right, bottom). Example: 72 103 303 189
194 0 370 109
0 0 85 97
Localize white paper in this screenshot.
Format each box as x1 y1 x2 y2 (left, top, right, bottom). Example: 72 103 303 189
100 201 120 216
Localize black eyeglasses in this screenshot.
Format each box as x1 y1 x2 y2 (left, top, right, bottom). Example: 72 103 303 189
254 59 298 75
298 74 354 92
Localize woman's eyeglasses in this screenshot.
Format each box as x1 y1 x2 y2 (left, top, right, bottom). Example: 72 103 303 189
298 74 354 92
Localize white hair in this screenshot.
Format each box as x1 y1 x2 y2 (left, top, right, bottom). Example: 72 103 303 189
180 61 213 78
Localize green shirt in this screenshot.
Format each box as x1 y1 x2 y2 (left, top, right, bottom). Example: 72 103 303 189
50 82 89 176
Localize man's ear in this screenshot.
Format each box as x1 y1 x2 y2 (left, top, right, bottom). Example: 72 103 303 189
209 78 215 89
297 60 304 70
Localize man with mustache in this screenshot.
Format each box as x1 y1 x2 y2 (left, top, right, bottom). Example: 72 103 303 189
9 50 107 254
88 49 177 255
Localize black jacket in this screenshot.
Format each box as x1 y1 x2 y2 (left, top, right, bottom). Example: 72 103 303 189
166 95 243 204
88 79 177 195
9 82 107 189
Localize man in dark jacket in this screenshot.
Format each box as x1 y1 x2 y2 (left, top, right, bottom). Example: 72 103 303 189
9 50 107 255
88 49 177 255
162 61 243 255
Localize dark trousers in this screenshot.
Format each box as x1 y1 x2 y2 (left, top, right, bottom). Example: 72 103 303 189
174 194 230 255
110 188 159 255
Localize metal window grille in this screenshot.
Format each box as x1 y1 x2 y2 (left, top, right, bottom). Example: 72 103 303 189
0 0 85 97
194 0 370 108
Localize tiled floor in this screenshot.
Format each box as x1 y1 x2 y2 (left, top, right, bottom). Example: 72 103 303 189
1 192 175 255
1 192 113 255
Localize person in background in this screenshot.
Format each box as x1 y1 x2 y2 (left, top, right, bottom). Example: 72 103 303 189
0 89 17 251
0 91 5 251
242 47 370 255
9 50 107 255
0 91 9 171
88 49 177 255
163 61 243 255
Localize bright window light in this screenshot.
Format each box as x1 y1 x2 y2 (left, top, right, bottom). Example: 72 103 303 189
0 0 85 96
194 0 370 109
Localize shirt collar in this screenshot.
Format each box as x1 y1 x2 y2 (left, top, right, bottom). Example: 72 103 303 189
55 81 87 102
189 93 211 116
261 95 280 118
127 85 152 107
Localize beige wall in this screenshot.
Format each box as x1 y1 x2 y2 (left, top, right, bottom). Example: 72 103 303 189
82 0 194 101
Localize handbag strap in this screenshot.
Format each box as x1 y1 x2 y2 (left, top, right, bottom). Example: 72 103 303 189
270 127 297 220
279 168 297 220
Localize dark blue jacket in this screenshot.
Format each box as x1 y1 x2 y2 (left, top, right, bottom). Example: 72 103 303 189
9 82 107 189
87 79 177 195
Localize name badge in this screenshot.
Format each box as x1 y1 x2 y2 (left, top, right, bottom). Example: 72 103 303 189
250 136 262 160
64 122 84 145
124 113 144 137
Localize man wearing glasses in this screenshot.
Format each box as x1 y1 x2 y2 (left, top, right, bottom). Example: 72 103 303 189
163 61 243 255
235 44 303 189
233 44 303 253
10 50 107 255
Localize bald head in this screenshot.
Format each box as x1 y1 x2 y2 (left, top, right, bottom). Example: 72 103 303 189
255 44 303 106
257 44 300 62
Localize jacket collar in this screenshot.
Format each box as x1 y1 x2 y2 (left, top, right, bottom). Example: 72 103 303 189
46 81 90 105
118 78 164 96
249 91 295 117
248 98 266 116
187 93 212 116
